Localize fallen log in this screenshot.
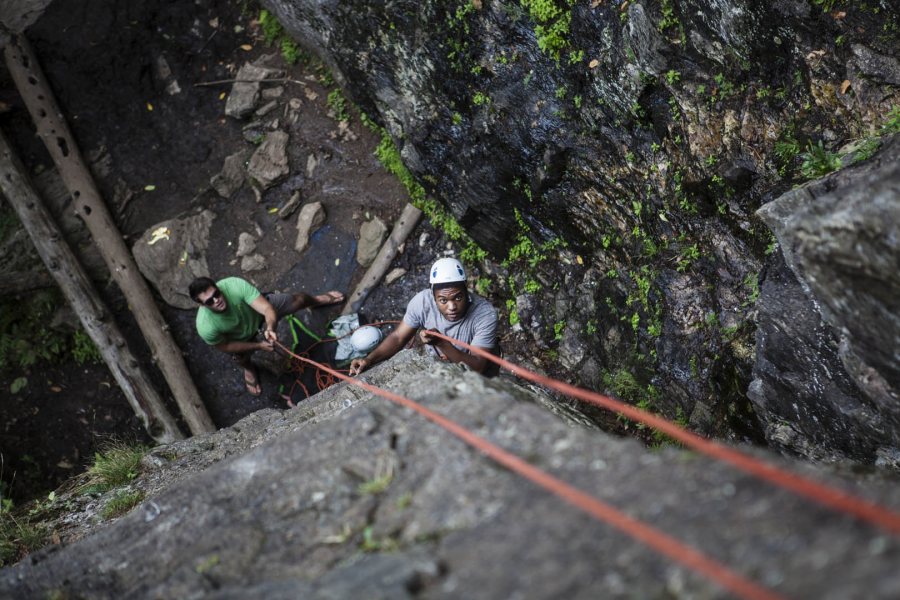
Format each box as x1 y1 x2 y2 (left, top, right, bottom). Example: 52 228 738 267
343 203 422 315
0 129 184 443
4 35 215 435
0 268 53 295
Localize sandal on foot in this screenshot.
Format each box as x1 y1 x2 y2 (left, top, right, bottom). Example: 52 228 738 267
244 369 262 396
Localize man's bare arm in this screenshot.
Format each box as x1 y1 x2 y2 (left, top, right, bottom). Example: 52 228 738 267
422 331 491 373
349 321 417 375
215 339 272 354
250 295 279 341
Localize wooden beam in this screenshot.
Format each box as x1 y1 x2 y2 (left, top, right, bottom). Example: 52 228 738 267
4 35 216 435
343 203 422 315
0 129 184 443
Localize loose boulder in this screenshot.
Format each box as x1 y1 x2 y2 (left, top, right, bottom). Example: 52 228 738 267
241 253 267 272
356 216 388 267
247 130 290 189
294 201 326 253
132 210 215 309
224 62 281 119
210 149 250 198
235 232 257 258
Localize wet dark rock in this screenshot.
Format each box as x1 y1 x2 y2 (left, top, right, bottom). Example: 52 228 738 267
241 121 268 143
626 3 669 75
4 351 900 599
173 0 899 457
748 252 879 463
752 136 900 463
558 323 586 370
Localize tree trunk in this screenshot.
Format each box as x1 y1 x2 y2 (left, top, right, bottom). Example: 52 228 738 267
4 35 216 435
0 129 184 444
343 203 422 315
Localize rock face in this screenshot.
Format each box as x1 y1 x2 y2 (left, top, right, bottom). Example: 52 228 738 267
258 0 899 448
132 210 215 309
3 351 900 598
752 135 900 463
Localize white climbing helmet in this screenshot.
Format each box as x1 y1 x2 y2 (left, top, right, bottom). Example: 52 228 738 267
429 257 466 286
351 325 383 354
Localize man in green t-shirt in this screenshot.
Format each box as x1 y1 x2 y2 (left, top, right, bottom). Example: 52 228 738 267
189 276 344 396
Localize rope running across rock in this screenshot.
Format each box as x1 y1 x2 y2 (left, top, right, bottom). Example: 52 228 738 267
273 339 785 600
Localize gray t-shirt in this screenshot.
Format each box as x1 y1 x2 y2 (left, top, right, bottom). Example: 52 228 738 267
403 289 497 355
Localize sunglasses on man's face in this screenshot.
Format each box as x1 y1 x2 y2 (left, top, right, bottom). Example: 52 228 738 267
202 289 222 306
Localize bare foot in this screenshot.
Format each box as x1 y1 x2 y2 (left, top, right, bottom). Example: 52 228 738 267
311 290 345 307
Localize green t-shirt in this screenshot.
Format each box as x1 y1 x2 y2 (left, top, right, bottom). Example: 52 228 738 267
195 277 263 345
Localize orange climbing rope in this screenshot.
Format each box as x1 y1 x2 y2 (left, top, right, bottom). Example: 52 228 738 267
426 331 900 536
277 320 402 402
273 340 784 600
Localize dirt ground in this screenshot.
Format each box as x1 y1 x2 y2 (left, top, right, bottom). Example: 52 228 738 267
0 0 470 502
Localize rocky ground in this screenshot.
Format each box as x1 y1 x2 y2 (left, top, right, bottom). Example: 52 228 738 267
0 0 478 502
3 351 900 599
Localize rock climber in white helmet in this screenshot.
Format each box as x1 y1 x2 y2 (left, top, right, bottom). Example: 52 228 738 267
349 257 498 376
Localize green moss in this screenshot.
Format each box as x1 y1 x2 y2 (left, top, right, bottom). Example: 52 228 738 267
603 369 656 405
553 320 566 341
851 137 881 164
520 0 576 61
360 114 486 266
658 0 679 31
676 243 700 273
326 88 350 122
72 330 102 365
259 9 306 65
882 105 900 134
506 299 520 326
280 39 302 65
82 444 148 494
524 279 541 294
800 140 841 179
361 526 399 552
258 9 282 45
358 474 393 495
472 91 491 106
101 490 144 520
1 291 76 372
